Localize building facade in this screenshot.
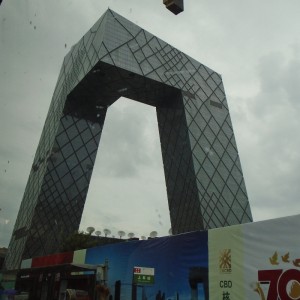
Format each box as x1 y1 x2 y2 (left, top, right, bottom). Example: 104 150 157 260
5 9 252 270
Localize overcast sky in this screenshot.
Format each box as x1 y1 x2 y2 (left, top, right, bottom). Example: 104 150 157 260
1 0 300 247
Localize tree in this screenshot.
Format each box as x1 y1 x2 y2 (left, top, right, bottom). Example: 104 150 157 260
103 229 111 237
128 232 135 239
118 231 125 239
86 226 95 235
60 231 99 252
150 231 158 238
95 231 101 237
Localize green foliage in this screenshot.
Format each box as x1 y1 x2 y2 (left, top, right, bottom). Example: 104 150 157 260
60 231 99 252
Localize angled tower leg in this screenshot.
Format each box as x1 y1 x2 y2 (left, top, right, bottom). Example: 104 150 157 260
157 93 204 234
4 95 107 269
24 103 107 259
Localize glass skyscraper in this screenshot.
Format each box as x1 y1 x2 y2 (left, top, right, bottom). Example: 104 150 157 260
5 9 252 270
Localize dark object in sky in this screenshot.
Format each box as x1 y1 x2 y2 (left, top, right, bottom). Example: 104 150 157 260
163 0 184 15
0 0 3 6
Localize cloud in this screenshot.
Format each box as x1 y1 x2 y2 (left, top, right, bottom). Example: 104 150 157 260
96 99 159 178
80 98 171 238
231 47 300 221
1 0 300 247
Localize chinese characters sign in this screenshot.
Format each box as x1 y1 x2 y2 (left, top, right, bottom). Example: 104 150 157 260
133 267 155 284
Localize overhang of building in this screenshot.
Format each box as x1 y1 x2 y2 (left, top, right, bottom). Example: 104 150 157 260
18 263 98 277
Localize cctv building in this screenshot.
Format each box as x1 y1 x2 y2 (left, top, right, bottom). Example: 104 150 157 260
5 10 252 270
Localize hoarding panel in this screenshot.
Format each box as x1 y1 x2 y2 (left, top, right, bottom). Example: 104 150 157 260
84 231 208 299
209 214 300 300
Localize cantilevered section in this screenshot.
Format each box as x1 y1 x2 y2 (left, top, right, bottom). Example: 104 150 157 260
5 9 252 270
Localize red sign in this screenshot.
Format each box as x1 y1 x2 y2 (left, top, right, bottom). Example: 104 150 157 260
32 252 73 268
133 267 141 274
258 269 300 300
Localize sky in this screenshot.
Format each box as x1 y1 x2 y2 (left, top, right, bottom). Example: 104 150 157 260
0 0 300 247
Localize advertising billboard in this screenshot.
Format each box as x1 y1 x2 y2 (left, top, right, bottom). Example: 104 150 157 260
19 214 300 299
209 214 300 300
82 231 209 300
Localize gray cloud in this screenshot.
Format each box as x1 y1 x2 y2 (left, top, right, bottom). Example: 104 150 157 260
97 99 159 178
1 0 300 246
231 48 300 221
